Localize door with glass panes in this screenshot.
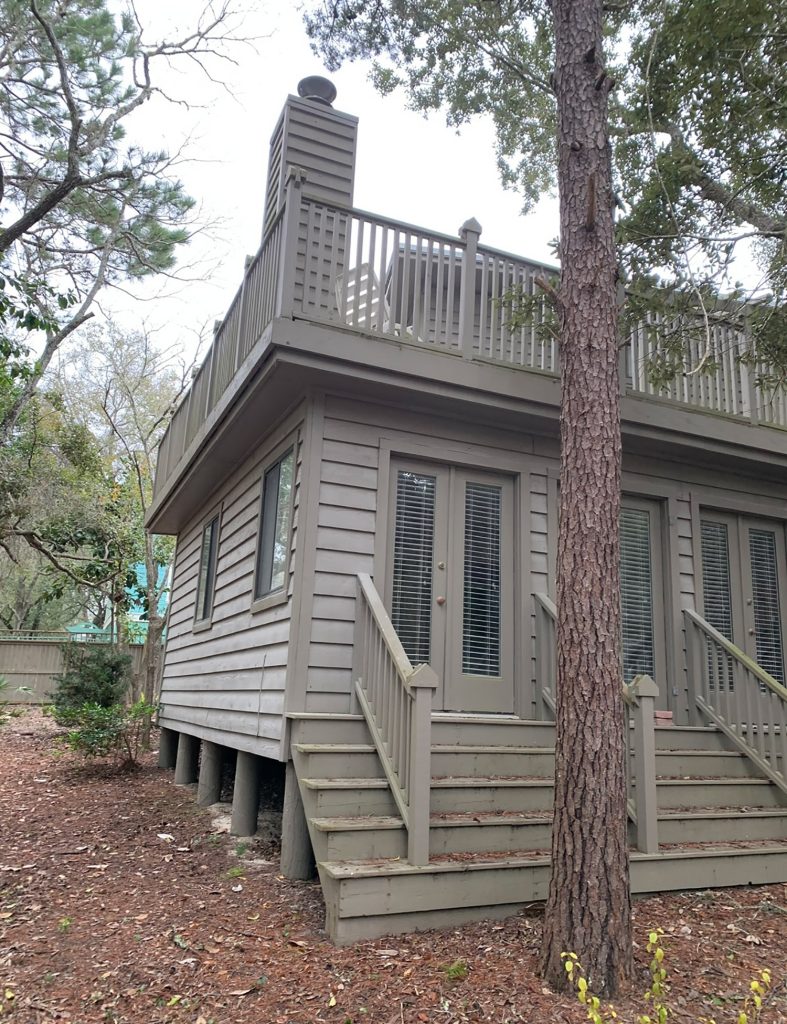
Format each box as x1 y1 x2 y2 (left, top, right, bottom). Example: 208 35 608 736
620 499 666 689
386 461 515 713
699 513 786 685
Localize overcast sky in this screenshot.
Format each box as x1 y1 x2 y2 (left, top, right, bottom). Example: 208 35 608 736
100 1 559 355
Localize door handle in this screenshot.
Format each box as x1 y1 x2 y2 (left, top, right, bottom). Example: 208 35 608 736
436 596 446 606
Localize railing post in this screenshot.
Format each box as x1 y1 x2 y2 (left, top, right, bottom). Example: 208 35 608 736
534 601 545 721
407 664 438 866
683 608 703 726
458 217 481 359
235 254 254 372
204 323 221 418
629 674 659 854
742 313 760 426
275 166 307 319
618 283 628 397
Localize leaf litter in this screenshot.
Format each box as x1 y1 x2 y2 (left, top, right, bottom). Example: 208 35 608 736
1 711 786 1023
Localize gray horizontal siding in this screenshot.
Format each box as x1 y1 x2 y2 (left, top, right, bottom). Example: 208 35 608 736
159 423 304 758
306 416 379 710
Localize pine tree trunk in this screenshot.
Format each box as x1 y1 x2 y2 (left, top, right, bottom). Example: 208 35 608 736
540 0 632 997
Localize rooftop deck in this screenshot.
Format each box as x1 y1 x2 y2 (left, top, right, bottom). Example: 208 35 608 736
153 175 787 503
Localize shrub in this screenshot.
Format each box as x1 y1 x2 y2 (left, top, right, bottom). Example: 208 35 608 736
51 645 131 722
62 699 157 768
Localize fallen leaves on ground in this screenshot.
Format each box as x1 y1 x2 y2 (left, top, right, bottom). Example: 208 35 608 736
1 711 786 1023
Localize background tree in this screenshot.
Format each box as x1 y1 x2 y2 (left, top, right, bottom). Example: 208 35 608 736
59 324 194 705
0 0 247 440
305 0 786 378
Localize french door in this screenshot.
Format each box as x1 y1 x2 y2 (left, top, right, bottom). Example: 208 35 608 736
387 461 515 713
700 513 786 684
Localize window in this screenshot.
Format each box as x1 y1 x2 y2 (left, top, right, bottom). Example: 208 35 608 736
254 448 295 601
195 514 220 623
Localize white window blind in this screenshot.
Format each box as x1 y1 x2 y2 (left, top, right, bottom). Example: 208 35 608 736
701 521 735 641
701 519 735 691
620 507 655 682
749 528 785 685
462 483 502 677
391 471 436 665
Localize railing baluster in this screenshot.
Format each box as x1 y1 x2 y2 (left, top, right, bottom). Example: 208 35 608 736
684 608 787 799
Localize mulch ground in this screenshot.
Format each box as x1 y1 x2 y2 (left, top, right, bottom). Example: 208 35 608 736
1 711 786 1024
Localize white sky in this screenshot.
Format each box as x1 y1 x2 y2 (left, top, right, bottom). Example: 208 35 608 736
102 2 560 355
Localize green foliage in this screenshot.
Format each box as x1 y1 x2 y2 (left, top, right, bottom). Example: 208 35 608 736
304 0 787 380
61 697 156 767
51 644 131 719
441 959 469 983
562 931 773 1024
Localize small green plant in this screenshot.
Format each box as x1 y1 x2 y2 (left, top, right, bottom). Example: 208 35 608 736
234 841 249 856
62 699 157 768
441 959 469 983
0 677 32 723
51 644 131 722
58 916 73 933
563 930 772 1024
226 866 245 879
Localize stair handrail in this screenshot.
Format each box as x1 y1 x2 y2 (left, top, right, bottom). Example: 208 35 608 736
353 573 437 866
684 607 787 796
534 592 660 852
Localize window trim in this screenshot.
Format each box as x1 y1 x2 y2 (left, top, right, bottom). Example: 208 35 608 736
193 505 222 631
251 439 296 614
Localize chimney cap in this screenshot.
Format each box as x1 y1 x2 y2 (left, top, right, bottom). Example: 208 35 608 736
297 75 337 106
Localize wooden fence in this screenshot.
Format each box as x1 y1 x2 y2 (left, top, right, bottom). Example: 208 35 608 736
0 640 145 704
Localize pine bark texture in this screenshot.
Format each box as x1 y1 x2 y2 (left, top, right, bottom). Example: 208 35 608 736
541 0 632 996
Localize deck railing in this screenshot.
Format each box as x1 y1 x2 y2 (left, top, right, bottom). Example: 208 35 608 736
534 592 659 852
352 573 437 865
685 608 787 796
152 180 786 501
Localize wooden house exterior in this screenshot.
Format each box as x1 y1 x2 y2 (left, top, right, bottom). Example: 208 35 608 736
147 80 787 942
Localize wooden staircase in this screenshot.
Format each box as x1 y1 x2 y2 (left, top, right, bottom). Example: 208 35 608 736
289 712 787 943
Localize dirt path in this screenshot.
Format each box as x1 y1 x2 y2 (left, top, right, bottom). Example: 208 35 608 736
1 711 785 1023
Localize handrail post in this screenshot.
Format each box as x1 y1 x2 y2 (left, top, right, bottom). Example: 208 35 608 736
458 217 481 359
629 674 659 854
235 254 254 373
275 166 307 319
534 601 545 720
742 312 760 426
407 664 438 866
204 324 220 418
683 608 703 726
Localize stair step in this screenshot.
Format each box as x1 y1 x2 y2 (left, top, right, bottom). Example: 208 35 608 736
300 777 397 816
312 810 556 859
321 844 787 943
430 716 556 746
657 807 787 843
654 725 733 752
653 750 762 778
431 745 555 776
292 743 382 777
288 713 370 745
656 777 784 809
431 776 554 813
